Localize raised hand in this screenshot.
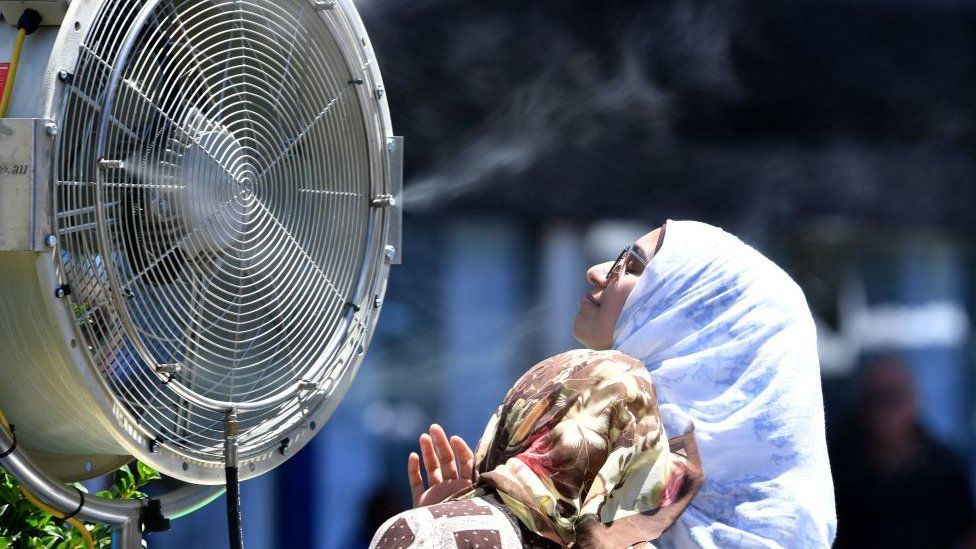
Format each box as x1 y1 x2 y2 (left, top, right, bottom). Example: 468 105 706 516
407 424 474 507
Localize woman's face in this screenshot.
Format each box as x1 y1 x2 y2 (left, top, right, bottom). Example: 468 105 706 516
573 227 663 350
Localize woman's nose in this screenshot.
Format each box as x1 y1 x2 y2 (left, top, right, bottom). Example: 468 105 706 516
587 262 612 287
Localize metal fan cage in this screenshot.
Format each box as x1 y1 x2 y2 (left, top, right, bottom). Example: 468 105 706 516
40 0 396 482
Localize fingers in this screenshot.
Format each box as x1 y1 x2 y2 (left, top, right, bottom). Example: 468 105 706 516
419 433 443 485
412 425 473 508
407 452 424 507
429 424 459 480
451 435 475 481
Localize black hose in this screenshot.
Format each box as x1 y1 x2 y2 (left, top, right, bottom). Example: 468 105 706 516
16 9 42 35
226 465 244 549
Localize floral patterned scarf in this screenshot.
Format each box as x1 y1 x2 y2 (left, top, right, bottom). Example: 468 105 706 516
462 349 703 547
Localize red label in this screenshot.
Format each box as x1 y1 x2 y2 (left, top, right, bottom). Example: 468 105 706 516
0 62 9 102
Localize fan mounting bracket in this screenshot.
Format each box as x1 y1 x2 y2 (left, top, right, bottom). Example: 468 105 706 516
0 118 52 252
385 136 404 264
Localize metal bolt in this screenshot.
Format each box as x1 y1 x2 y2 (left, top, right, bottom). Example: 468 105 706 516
54 285 71 299
371 194 395 208
278 438 291 456
374 86 385 100
57 70 73 84
44 234 57 248
373 295 382 309
384 245 396 262
44 123 59 137
99 158 125 170
156 363 181 375
149 439 161 454
386 138 397 152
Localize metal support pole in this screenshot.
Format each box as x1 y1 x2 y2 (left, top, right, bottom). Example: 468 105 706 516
0 422 139 525
113 519 144 548
0 421 224 548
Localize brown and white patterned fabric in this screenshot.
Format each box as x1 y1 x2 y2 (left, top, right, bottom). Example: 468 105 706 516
371 493 558 549
370 349 703 549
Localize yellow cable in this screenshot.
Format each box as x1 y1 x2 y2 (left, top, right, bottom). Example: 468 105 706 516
19 486 96 549
0 27 27 117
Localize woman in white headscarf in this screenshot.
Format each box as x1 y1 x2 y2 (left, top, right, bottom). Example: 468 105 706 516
409 220 836 548
608 220 836 547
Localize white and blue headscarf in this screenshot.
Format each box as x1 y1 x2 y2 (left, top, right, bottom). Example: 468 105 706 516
613 220 837 548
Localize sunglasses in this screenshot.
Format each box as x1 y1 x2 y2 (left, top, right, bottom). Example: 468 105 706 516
607 245 648 281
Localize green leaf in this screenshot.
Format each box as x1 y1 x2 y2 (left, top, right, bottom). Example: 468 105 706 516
0 536 12 549
114 467 135 498
26 514 48 528
135 462 160 486
40 523 66 537
94 490 114 500
0 483 19 506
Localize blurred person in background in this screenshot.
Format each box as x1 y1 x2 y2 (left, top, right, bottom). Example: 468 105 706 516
832 356 976 548
402 220 836 548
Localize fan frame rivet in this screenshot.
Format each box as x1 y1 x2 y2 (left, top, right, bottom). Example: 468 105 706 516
99 158 125 170
384 245 396 262
57 69 73 84
44 234 57 248
44 123 59 137
371 194 395 208
54 284 71 299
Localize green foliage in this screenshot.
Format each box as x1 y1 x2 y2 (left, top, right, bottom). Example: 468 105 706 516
0 462 160 548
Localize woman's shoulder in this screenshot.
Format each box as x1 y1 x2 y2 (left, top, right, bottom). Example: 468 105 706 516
504 350 655 412
516 349 652 393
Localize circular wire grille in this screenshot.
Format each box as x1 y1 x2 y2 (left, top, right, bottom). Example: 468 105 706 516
53 0 385 463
